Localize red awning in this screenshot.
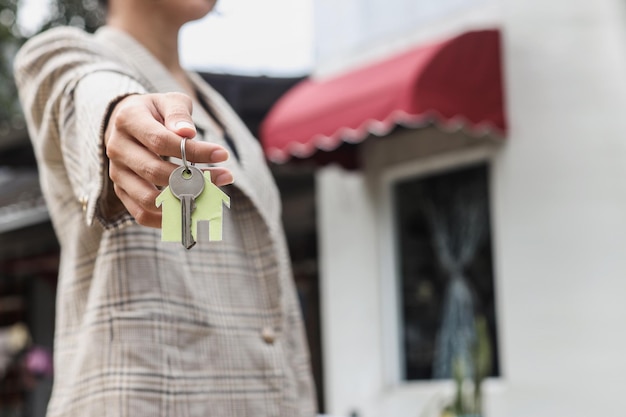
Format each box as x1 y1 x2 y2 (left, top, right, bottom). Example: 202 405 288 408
260 29 506 164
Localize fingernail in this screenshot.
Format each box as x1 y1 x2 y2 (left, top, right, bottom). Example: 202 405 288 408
212 149 229 161
217 173 234 185
175 121 195 131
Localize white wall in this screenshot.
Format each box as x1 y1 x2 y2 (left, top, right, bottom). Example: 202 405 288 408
490 0 626 415
317 167 384 416
315 0 626 416
313 0 500 78
317 134 501 417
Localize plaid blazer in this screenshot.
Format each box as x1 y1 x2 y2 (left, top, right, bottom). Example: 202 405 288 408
14 26 317 417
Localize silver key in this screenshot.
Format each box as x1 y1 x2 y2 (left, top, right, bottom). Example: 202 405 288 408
168 165 205 249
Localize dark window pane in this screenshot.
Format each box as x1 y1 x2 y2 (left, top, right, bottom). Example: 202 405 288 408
394 163 500 381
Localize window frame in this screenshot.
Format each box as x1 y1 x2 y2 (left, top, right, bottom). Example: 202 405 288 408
377 144 499 388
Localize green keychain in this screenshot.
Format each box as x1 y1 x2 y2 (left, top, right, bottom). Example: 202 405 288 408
155 138 231 249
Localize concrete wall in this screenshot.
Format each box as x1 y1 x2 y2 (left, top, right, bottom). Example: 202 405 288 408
315 0 626 416
313 0 500 78
490 0 626 415
317 167 383 416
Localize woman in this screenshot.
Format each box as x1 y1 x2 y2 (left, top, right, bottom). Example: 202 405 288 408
14 0 317 416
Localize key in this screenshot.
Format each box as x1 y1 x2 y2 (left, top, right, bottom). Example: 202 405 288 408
168 165 205 249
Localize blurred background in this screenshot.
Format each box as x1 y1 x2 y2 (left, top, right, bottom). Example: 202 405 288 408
2 0 626 416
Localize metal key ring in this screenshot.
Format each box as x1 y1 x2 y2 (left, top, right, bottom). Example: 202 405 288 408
180 137 190 173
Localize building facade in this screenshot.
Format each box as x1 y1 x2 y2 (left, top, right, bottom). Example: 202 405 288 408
262 0 626 415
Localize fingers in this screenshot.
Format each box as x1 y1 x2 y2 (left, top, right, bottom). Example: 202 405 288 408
109 165 234 229
203 167 234 187
104 92 234 228
109 93 229 165
155 93 196 138
107 132 178 188
110 165 162 229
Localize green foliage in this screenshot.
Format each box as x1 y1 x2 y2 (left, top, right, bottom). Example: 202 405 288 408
0 0 105 135
442 315 492 417
38 0 105 34
0 0 24 131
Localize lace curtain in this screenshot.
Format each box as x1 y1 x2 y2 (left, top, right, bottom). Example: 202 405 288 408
419 169 488 379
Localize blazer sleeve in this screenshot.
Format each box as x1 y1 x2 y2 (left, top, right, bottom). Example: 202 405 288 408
14 26 148 227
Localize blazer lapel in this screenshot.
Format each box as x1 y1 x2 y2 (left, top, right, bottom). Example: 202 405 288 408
94 26 280 234
189 73 282 231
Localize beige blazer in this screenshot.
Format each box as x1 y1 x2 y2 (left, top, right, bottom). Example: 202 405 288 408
14 26 316 417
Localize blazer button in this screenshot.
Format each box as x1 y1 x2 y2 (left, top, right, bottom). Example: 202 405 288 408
79 195 88 212
261 326 276 344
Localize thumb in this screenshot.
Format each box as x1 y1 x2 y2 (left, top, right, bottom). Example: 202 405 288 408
156 92 197 138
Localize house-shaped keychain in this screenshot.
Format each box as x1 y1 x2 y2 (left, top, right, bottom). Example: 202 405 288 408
156 171 231 243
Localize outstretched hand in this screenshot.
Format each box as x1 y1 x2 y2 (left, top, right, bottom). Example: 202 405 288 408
104 92 233 228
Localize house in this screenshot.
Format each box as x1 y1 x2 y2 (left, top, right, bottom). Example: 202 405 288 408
259 0 626 416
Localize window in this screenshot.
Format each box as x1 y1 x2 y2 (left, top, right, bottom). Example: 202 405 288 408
392 162 500 381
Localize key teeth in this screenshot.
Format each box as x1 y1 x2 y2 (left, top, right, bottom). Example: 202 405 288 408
168 165 204 249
